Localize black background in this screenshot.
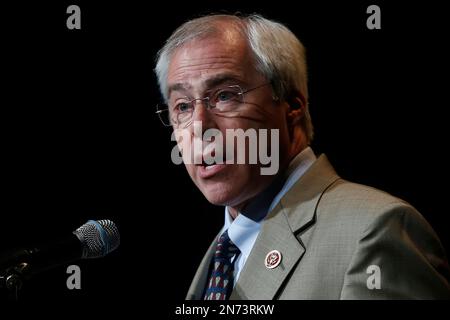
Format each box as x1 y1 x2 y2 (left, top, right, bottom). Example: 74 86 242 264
1 0 448 312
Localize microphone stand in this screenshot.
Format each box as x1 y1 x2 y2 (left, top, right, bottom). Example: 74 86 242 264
0 250 33 302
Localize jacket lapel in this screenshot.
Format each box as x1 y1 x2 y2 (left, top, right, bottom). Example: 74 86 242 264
230 202 305 299
185 235 218 300
230 155 340 299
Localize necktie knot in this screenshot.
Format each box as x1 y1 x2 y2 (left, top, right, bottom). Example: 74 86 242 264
215 231 240 259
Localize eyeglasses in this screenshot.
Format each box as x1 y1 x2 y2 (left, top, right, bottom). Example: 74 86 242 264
156 83 271 128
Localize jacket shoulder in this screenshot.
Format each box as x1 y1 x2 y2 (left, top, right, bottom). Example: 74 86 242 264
317 179 420 233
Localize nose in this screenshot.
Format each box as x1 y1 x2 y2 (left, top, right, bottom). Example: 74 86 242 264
191 98 215 126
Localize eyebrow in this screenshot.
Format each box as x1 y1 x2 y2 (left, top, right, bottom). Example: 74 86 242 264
204 73 244 89
167 73 244 98
167 83 192 97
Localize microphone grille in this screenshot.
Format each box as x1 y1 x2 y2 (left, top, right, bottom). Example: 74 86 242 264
73 219 120 259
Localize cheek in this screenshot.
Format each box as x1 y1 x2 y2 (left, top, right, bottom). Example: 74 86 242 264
219 118 284 160
221 106 286 132
185 163 196 180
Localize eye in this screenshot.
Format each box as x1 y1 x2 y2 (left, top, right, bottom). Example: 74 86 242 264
175 102 192 113
216 89 238 102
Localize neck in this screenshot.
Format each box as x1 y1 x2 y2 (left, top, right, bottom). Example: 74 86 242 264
228 206 240 220
228 166 289 221
227 131 308 220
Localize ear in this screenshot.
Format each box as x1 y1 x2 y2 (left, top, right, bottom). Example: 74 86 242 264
286 93 306 126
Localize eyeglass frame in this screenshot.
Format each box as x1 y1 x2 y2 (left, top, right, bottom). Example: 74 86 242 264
155 82 274 128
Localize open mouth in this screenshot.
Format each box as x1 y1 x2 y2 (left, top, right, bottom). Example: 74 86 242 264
204 163 217 170
196 160 228 178
200 160 222 168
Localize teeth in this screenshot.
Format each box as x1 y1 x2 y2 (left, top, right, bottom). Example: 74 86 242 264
203 162 216 166
205 164 216 170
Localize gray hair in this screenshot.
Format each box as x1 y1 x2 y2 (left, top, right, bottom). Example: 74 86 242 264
155 14 314 143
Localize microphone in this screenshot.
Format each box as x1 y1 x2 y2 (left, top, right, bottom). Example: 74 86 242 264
0 219 120 291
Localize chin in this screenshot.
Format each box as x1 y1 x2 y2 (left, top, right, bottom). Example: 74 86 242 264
187 164 266 208
199 181 246 207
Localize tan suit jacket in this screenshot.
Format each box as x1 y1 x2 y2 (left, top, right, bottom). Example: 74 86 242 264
187 155 450 299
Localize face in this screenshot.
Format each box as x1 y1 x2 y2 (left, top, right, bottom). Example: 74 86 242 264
166 25 295 210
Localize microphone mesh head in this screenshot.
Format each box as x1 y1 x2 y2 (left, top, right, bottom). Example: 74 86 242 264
73 219 120 259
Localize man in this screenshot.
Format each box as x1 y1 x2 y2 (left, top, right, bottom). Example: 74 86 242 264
154 14 450 299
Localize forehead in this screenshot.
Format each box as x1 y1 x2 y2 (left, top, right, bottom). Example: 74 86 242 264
167 30 254 94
